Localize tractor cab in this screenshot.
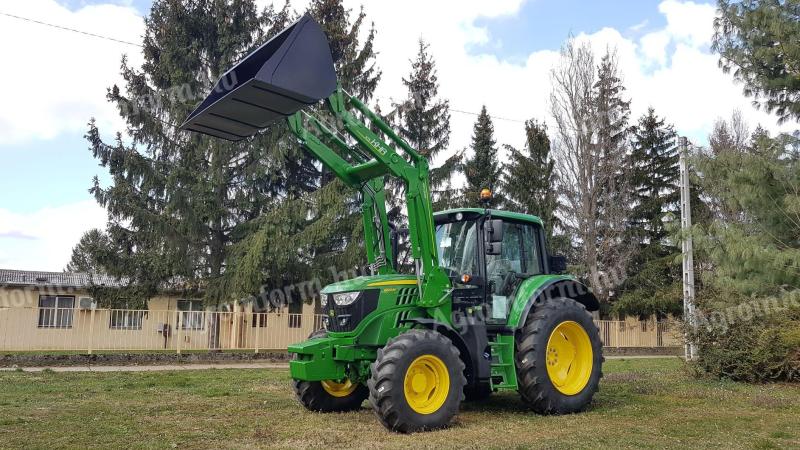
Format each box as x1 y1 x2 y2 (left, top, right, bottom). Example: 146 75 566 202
434 207 565 327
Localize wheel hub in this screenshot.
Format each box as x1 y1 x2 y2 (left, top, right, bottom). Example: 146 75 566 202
321 379 357 398
403 354 450 414
545 321 593 395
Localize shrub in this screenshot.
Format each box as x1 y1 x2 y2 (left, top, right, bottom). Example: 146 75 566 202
688 288 800 382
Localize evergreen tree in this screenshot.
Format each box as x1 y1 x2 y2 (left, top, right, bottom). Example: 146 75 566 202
65 229 112 274
690 129 800 381
462 106 502 207
311 0 380 102
221 0 384 301
84 0 294 307
614 108 682 319
398 39 459 211
627 108 679 245
713 0 800 123
502 120 560 241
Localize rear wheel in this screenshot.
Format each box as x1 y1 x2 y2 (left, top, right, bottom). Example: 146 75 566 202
515 297 603 414
368 329 466 433
292 330 368 412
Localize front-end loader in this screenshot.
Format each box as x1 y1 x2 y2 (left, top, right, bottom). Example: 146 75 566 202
183 14 603 433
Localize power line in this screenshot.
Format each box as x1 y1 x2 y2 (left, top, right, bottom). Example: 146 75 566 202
0 11 142 48
450 108 526 124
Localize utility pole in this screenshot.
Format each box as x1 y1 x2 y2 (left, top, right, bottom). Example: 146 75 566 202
679 136 697 360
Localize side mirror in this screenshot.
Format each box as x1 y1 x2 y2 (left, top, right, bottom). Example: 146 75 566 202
485 242 502 255
485 219 503 242
548 255 567 274
485 219 503 255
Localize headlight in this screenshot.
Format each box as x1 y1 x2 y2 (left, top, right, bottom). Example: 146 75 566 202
332 291 360 306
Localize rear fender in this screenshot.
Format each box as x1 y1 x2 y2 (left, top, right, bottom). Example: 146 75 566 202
506 275 599 330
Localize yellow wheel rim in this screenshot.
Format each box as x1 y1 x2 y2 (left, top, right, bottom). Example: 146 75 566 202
321 379 357 398
403 354 450 414
545 321 593 395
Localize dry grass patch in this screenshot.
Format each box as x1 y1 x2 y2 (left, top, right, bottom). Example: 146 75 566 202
0 358 798 449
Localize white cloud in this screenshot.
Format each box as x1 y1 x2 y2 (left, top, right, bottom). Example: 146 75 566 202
342 0 795 156
0 201 107 271
0 0 144 144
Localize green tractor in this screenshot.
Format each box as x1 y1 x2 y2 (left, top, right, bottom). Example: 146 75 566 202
183 14 603 433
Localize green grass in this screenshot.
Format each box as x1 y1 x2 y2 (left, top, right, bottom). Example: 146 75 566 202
0 359 798 449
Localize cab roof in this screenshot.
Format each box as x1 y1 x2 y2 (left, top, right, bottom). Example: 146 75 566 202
434 208 543 226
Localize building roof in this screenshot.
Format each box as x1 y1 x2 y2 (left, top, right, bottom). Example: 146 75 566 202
0 269 126 288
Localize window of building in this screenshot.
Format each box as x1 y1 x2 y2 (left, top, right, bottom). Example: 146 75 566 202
109 310 145 330
252 295 273 328
288 300 302 328
38 295 75 328
177 299 205 330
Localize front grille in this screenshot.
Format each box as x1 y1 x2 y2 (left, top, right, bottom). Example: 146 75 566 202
323 289 380 333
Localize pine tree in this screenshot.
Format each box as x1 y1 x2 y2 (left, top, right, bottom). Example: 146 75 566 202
65 229 112 274
398 39 459 211
689 129 800 381
221 0 384 301
310 0 380 102
713 0 800 123
502 120 559 240
462 106 502 207
628 108 679 244
83 0 295 307
614 108 682 318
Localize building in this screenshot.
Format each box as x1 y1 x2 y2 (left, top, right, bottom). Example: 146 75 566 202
0 269 321 353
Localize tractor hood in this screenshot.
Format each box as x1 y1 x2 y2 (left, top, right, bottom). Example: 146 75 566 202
321 274 418 294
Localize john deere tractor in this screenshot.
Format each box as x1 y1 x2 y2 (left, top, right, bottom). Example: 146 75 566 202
183 14 603 433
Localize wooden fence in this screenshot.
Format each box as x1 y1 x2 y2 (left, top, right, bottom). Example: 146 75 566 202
0 307 680 353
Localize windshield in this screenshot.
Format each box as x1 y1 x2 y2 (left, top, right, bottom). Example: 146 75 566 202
435 220 478 279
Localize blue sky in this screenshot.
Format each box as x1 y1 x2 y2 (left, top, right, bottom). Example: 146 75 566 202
471 0 670 60
1 0 791 270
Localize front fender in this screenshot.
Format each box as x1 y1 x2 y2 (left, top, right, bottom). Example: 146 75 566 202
506 275 599 330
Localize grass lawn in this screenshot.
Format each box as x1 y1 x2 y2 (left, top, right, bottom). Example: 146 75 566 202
0 359 798 449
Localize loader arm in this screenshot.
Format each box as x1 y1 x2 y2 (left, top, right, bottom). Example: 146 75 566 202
287 88 450 307
179 13 450 308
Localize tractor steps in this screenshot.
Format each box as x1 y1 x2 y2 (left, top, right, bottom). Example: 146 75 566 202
489 335 517 390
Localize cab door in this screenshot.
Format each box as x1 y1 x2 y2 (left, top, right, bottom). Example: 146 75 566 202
484 220 544 323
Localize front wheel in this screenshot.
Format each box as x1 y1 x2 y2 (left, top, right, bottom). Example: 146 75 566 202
515 297 603 414
368 329 466 433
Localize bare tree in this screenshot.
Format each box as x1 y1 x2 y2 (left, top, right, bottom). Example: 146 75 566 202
550 40 632 302
709 109 750 155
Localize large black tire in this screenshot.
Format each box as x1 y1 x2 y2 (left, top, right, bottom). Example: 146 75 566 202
368 329 466 433
292 329 369 412
515 297 603 414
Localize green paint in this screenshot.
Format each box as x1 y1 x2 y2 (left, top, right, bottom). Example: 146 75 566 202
506 274 576 329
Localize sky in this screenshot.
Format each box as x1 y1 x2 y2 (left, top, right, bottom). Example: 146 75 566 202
0 0 796 271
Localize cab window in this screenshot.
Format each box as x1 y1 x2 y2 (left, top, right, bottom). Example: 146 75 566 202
485 220 544 321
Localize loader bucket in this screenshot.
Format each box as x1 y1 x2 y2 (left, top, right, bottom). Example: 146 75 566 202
181 13 337 141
